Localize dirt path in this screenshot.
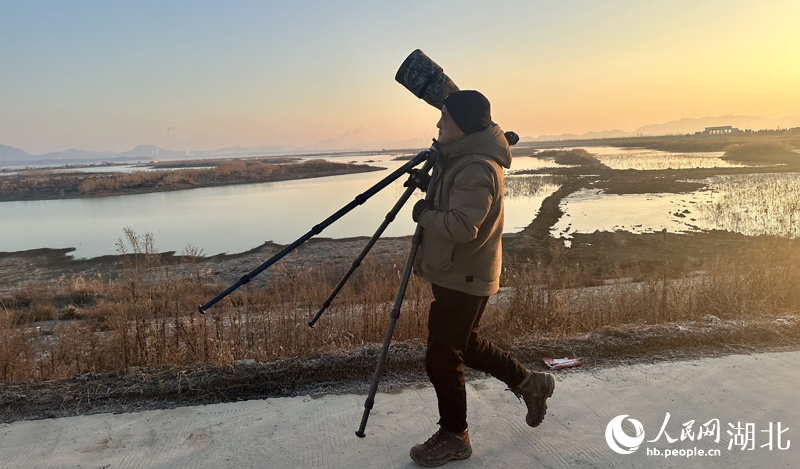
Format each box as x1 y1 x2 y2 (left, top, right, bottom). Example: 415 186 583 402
1 350 797 468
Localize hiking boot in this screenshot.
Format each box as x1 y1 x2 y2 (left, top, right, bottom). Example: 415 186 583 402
409 427 472 467
511 370 555 427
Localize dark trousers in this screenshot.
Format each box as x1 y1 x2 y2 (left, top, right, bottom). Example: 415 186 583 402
426 283 527 433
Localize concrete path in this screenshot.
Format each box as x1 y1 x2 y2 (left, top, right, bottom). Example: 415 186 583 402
1 351 797 468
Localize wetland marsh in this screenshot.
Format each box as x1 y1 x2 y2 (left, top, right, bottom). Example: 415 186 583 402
3 132 800 422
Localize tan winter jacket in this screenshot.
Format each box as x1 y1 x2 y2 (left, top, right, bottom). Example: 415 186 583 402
413 124 512 296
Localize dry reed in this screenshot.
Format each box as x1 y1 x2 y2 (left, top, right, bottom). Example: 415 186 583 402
2 230 800 384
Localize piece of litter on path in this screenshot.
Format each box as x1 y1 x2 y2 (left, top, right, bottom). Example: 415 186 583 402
543 357 583 370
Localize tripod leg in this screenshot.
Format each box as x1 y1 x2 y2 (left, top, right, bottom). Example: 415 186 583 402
309 156 437 328
308 185 415 328
355 160 439 438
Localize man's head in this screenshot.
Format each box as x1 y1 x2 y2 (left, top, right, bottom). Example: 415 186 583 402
437 90 491 144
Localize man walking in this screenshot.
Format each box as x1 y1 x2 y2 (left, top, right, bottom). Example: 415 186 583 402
408 90 555 467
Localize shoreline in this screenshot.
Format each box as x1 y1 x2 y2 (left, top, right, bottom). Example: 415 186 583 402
0 227 785 296
0 236 415 294
0 160 384 203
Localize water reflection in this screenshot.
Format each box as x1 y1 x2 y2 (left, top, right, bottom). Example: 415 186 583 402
697 173 800 237
551 173 800 242
523 146 761 171
552 188 715 239
504 175 562 232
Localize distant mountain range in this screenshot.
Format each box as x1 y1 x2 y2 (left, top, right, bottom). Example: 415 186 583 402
524 115 800 142
4 115 800 167
0 143 342 167
0 138 433 167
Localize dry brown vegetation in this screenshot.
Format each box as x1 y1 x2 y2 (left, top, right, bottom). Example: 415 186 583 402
537 149 601 166
0 230 430 383
722 142 799 163
590 130 800 153
2 228 799 385
0 159 381 202
149 157 301 169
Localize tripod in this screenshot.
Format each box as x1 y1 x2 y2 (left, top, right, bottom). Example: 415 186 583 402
308 155 436 328
298 152 438 437
197 144 439 437
197 146 435 315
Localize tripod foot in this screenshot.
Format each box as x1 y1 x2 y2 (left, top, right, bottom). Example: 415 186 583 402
355 431 366 438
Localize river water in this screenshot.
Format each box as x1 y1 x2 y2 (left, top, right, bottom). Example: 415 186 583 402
2 147 775 259
0 152 560 258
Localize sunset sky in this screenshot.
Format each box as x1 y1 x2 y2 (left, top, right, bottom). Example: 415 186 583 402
1 0 799 154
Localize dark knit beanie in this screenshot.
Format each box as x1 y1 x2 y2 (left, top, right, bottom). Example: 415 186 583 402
443 90 491 135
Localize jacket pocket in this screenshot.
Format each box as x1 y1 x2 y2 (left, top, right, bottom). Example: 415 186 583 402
423 232 455 271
